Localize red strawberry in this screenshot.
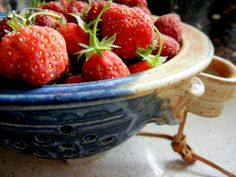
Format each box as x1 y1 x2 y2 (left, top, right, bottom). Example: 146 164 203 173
86 1 111 23
82 50 130 81
113 0 148 7
65 0 88 23
59 22 89 56
128 60 152 74
113 0 150 14
65 74 84 83
128 43 166 74
65 1 87 12
60 0 71 6
0 32 20 78
0 17 13 40
0 25 69 86
127 54 166 74
127 26 169 74
101 4 155 60
42 1 65 14
34 10 66 29
154 13 182 43
81 2 130 81
153 33 180 59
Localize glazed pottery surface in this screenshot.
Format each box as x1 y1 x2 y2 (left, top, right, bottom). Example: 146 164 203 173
188 55 236 117
1 17 236 160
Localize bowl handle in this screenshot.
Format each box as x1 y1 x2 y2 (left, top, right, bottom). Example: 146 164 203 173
171 77 205 122
149 56 236 124
187 56 236 117
154 76 205 124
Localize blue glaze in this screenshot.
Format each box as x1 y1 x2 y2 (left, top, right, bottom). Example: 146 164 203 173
0 76 135 105
0 93 174 160
0 12 7 19
0 21 176 159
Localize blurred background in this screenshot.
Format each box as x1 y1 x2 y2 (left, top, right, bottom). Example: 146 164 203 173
148 0 236 65
1 0 235 64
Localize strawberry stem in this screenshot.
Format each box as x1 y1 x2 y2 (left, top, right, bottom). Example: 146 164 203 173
153 25 163 59
91 3 110 56
27 10 64 25
31 0 46 8
7 12 26 31
79 1 119 60
26 0 46 18
136 25 166 68
70 13 89 32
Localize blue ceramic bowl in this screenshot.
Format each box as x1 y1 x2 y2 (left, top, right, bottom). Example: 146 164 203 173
0 16 214 160
0 12 6 19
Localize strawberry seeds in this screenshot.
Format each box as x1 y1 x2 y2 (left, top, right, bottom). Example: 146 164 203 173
0 0 182 86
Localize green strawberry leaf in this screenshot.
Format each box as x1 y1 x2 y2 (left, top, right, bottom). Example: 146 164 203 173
31 0 45 8
69 13 91 33
99 34 120 49
79 2 119 61
79 43 90 49
7 12 26 31
136 25 166 68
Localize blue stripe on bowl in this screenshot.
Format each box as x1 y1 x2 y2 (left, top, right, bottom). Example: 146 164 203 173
0 12 7 19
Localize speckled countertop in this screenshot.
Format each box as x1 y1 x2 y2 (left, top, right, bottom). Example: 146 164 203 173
0 98 236 177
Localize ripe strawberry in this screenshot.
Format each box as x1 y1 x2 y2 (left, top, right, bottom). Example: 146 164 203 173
128 60 152 74
65 0 88 23
127 54 166 74
113 0 150 14
0 32 20 78
128 42 166 74
154 13 182 43
0 25 69 86
82 50 130 81
127 26 169 74
114 0 148 7
86 1 111 23
65 74 84 84
0 17 13 40
42 1 65 15
60 0 71 6
101 4 155 60
59 22 89 56
152 33 180 59
81 2 130 81
34 10 66 29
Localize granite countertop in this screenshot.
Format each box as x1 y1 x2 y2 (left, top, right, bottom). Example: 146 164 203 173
0 98 236 177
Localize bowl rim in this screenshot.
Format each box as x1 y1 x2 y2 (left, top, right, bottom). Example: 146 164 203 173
201 55 236 82
0 22 214 108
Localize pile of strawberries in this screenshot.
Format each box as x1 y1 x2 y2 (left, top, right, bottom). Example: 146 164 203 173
0 0 182 87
